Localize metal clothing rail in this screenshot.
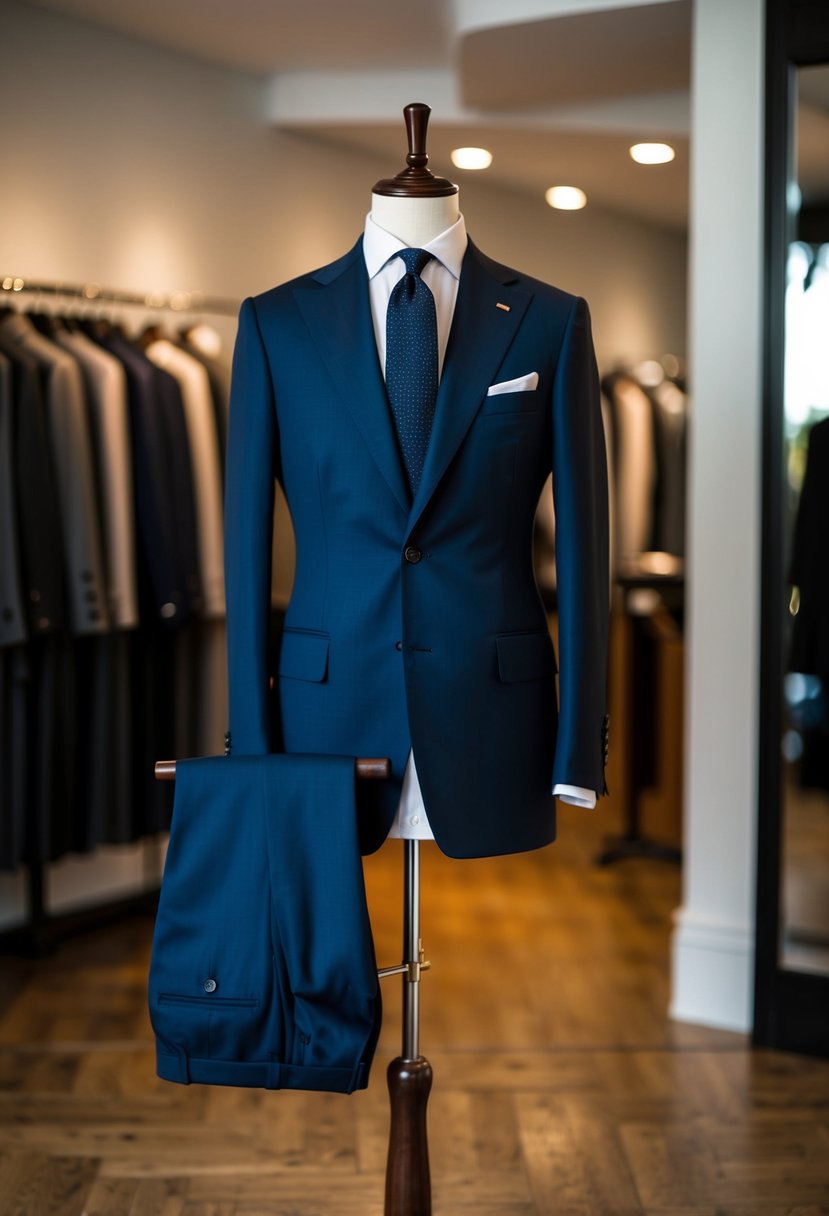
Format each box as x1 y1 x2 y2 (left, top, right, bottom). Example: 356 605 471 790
1 275 240 317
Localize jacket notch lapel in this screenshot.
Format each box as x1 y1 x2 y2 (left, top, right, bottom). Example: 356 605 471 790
406 244 533 532
294 242 410 514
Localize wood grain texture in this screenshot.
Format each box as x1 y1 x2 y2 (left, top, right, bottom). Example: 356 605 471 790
0 801 827 1214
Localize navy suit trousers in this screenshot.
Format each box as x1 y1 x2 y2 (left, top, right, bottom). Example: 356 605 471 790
148 754 381 1093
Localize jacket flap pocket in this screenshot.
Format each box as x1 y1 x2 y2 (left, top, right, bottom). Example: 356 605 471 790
278 629 330 682
496 630 556 683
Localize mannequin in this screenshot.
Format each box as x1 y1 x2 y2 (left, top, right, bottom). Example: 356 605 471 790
369 193 460 247
223 100 609 1215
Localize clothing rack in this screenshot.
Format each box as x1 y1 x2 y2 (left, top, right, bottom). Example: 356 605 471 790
0 273 238 958
1 275 239 316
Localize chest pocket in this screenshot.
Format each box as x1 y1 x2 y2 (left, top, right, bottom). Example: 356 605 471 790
481 388 541 416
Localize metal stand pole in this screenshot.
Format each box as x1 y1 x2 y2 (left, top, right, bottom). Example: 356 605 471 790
384 840 433 1216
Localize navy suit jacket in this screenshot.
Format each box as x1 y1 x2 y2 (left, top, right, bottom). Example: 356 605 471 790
225 236 609 858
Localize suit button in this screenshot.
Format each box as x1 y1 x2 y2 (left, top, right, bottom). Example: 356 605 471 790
2 607 12 621
404 546 422 564
203 978 217 993
395 640 403 651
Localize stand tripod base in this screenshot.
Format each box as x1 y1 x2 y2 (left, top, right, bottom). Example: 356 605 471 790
384 1055 432 1216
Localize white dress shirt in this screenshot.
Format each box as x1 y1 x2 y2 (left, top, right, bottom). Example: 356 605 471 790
362 213 596 839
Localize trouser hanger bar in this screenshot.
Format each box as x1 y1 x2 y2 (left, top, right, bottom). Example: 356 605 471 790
154 758 391 781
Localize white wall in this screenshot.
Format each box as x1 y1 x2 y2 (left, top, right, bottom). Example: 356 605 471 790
0 0 686 928
670 0 765 1032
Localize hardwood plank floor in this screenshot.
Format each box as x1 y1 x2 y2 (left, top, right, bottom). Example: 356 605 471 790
1 801 827 1215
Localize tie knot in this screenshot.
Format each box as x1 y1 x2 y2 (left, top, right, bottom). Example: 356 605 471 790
399 248 433 278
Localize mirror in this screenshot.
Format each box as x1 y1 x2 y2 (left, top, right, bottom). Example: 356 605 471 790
779 64 829 977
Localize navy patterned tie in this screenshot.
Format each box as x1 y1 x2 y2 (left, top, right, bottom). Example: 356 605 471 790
385 248 438 497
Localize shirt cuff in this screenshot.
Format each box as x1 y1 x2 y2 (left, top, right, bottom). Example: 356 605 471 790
553 783 597 809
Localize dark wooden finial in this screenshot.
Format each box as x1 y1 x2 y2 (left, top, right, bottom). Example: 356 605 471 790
373 102 457 199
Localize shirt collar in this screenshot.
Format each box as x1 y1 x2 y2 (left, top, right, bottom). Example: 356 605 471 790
362 211 468 281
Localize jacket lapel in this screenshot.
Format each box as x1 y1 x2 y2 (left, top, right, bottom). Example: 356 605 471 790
293 238 410 513
293 236 534 527
406 240 534 533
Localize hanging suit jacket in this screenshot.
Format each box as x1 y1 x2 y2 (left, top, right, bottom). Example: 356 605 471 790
0 332 66 639
0 352 26 652
92 328 202 627
790 415 829 682
225 236 610 859
0 313 109 636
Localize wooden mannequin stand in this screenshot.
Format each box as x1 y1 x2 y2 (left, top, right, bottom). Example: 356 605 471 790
369 101 457 1216
156 760 434 1214
156 100 452 1216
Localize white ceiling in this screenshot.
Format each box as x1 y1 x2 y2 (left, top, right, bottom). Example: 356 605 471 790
25 0 827 231
21 0 455 72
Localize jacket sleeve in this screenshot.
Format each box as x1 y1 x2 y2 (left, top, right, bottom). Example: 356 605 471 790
550 295 610 793
224 297 278 754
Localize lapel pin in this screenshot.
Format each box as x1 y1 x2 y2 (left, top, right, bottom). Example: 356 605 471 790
496 302 511 312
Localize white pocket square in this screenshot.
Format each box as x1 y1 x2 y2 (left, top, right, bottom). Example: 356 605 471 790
486 372 539 396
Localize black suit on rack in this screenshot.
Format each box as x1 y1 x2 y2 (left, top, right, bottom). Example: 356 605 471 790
90 330 204 835
0 351 27 870
92 330 201 626
791 416 829 681
789 417 829 793
0 331 68 868
0 332 66 636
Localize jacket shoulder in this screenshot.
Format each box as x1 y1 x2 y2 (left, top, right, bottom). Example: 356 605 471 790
468 240 582 313
247 238 363 315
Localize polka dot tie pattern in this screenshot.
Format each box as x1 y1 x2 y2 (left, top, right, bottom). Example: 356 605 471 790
385 248 439 498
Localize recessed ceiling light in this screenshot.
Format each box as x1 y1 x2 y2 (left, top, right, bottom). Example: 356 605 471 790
450 147 493 170
545 186 587 211
629 142 675 165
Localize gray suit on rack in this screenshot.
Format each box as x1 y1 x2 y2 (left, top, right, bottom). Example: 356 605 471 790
0 313 109 636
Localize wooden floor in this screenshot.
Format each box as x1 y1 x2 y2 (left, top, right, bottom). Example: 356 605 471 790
1 802 828 1215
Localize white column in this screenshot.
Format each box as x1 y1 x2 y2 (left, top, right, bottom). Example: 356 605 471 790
671 0 766 1032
